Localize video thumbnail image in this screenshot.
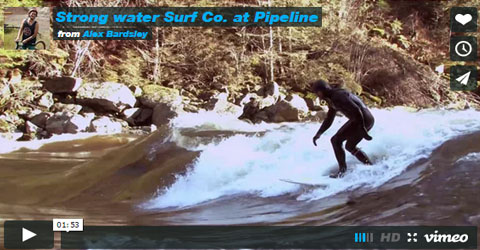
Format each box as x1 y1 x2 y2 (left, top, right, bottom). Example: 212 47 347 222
0 0 478 249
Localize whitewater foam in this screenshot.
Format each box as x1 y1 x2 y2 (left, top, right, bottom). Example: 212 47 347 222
145 108 480 208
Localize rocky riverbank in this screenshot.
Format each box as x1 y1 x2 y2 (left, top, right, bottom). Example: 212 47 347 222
0 76 332 142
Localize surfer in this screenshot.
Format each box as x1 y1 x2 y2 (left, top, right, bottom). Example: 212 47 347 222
311 80 374 178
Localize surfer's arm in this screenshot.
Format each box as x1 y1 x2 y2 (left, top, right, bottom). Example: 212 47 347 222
315 108 336 136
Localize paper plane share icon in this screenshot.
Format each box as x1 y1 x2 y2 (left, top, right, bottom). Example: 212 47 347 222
456 71 471 85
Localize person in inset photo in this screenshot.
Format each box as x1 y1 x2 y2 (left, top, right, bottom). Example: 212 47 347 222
15 9 40 50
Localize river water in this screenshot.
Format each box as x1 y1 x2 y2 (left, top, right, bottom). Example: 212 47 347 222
0 108 479 236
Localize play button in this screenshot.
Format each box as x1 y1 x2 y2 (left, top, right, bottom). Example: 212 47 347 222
4 221 53 249
22 228 37 242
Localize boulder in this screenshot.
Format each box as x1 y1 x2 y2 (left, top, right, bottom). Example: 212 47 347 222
265 100 301 122
38 92 54 109
305 110 328 122
136 108 153 125
51 103 83 114
18 109 42 120
76 82 136 113
45 112 94 134
123 108 141 125
207 92 242 115
123 108 152 126
240 93 259 106
42 77 82 93
139 85 182 109
238 97 260 123
129 85 143 97
152 103 182 126
303 93 323 111
25 121 42 138
240 93 276 109
30 112 52 128
89 116 126 134
286 94 309 114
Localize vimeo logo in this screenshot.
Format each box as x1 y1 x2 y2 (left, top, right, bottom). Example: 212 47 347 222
424 230 469 243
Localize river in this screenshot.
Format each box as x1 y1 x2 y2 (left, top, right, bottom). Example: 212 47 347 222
0 108 479 243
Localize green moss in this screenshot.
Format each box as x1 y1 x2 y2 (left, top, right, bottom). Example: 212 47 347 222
142 84 180 103
0 49 28 69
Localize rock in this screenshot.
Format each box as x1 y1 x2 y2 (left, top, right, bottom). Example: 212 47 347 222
76 82 136 113
51 103 83 114
139 85 182 109
45 112 94 134
123 108 141 123
259 95 277 109
239 92 309 123
240 93 276 110
30 112 52 128
207 92 242 115
25 121 42 137
123 108 152 126
205 90 223 110
42 77 82 93
305 110 328 122
286 94 309 114
128 124 157 135
129 85 143 97
18 109 42 120
52 94 76 104
264 100 304 122
240 93 260 106
152 103 182 126
89 116 125 134
136 108 153 125
304 93 323 111
80 106 96 113
38 92 54 109
266 81 285 102
238 97 260 123
45 114 69 134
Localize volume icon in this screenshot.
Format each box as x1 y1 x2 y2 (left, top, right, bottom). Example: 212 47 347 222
355 232 374 242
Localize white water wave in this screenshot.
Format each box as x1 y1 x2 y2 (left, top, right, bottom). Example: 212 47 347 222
145 108 480 208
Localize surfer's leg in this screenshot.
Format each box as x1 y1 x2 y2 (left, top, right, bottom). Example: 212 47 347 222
330 122 354 173
345 124 373 165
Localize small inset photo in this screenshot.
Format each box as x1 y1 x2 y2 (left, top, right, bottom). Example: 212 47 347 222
4 7 50 50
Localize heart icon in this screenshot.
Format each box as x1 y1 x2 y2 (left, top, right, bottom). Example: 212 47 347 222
455 14 472 25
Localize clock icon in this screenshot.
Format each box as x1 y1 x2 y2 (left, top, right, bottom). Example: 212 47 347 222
455 41 473 57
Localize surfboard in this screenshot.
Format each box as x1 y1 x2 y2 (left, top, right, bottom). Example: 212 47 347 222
279 179 327 189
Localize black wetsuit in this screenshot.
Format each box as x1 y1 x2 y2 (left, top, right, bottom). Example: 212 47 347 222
316 89 374 174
